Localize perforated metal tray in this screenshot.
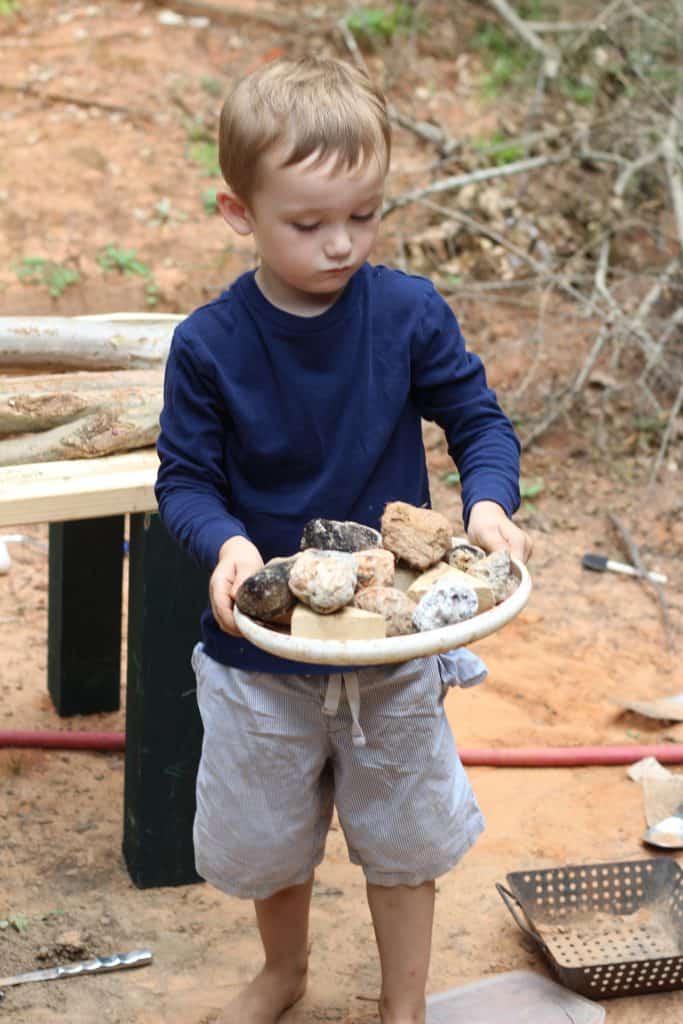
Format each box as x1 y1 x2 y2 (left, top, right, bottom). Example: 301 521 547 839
497 858 683 998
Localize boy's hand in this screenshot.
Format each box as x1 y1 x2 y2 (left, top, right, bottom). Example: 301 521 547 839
210 536 264 636
467 500 532 563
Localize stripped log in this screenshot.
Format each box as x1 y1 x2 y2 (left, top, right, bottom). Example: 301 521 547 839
0 318 176 370
0 391 162 466
0 370 163 434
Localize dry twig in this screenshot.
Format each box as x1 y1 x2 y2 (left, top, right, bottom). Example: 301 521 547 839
608 512 673 648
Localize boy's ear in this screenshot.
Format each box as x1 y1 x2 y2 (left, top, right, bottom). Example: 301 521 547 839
216 191 253 236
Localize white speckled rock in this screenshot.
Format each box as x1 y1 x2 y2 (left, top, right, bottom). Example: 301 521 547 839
412 577 478 632
288 549 358 614
352 548 395 591
354 585 417 636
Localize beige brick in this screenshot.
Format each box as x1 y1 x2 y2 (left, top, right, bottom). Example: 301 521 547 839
290 604 386 641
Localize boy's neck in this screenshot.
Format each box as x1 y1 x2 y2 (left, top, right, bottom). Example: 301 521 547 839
254 266 345 318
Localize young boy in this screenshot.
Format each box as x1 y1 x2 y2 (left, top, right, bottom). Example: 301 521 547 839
156 56 531 1024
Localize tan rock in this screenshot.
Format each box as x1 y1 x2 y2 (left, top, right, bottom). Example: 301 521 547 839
380 501 452 570
354 585 416 637
290 604 386 640
288 549 357 614
352 548 395 591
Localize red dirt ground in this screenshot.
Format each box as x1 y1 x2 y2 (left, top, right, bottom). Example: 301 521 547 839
1 3 682 1022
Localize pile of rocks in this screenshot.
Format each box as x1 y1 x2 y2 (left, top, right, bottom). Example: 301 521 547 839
235 501 518 642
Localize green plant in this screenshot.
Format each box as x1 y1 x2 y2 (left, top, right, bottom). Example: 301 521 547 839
519 476 544 512
472 21 538 96
97 245 150 278
189 140 221 177
200 76 223 98
201 188 218 214
0 0 19 16
474 132 526 166
145 279 160 308
15 258 80 298
559 76 597 106
0 912 30 933
345 2 420 45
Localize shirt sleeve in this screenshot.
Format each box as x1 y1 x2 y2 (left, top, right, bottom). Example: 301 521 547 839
411 283 521 528
155 327 250 570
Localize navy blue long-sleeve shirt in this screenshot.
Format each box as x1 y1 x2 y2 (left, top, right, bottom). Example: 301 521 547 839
155 263 521 672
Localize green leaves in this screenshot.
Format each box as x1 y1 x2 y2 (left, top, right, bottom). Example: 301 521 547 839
15 258 80 298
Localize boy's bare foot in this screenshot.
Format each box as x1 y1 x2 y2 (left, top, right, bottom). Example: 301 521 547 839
212 963 308 1024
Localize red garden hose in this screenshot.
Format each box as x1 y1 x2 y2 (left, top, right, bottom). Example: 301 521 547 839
0 730 125 751
2 731 683 765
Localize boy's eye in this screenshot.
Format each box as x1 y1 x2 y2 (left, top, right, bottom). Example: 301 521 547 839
351 210 377 222
292 222 320 233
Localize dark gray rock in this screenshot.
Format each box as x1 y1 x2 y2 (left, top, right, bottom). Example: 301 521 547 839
300 518 381 553
235 557 297 623
446 543 486 572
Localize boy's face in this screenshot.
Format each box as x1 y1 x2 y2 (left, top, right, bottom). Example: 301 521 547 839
219 147 386 315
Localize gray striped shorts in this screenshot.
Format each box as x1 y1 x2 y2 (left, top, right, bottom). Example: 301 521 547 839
191 643 485 900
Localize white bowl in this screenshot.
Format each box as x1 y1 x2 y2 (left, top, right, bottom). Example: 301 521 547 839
233 553 531 666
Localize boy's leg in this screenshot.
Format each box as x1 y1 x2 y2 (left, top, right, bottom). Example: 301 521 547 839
215 876 313 1024
366 880 435 1024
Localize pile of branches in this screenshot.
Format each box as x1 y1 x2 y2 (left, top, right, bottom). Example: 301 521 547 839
343 0 682 477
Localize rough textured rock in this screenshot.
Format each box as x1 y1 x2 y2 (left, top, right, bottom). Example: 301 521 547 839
352 548 395 591
235 557 298 623
290 604 386 640
300 518 381 553
412 577 479 632
288 549 358 614
468 549 518 603
380 501 452 570
354 586 417 637
447 543 486 572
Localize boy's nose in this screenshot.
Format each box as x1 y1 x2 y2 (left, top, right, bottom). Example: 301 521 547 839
324 227 352 260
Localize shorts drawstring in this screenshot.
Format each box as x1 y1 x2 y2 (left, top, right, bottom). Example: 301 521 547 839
322 672 367 747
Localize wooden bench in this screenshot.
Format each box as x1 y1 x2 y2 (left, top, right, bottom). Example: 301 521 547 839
0 450 208 889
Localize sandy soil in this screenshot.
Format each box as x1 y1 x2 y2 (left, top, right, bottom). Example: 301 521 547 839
1 2 683 1022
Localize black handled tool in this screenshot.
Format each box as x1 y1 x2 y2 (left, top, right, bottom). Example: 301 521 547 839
582 552 667 585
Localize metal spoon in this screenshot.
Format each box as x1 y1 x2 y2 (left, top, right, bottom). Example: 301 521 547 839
643 802 683 849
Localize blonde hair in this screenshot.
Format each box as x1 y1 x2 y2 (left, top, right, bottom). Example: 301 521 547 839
219 56 391 203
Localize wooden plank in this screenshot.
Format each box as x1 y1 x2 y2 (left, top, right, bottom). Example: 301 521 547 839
48 517 124 716
123 512 208 888
0 450 158 526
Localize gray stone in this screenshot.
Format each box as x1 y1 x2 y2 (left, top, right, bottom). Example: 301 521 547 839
300 518 381 553
235 557 297 623
447 543 486 572
468 549 517 602
412 577 478 631
288 549 358 614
